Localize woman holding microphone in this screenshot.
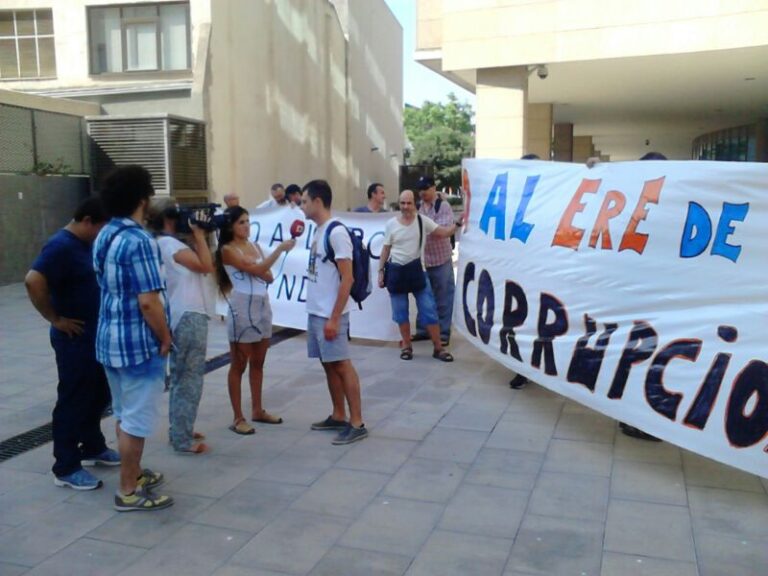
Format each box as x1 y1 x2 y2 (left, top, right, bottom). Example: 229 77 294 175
215 206 295 435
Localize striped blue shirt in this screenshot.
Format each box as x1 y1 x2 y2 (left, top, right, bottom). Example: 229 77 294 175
93 217 169 368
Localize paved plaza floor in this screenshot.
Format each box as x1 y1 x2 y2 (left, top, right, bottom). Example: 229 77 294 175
0 282 766 575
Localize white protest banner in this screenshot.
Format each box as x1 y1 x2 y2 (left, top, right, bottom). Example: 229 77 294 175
456 159 767 478
248 205 400 341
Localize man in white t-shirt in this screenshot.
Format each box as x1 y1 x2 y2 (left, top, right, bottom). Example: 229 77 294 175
257 183 289 210
300 179 368 445
378 190 457 362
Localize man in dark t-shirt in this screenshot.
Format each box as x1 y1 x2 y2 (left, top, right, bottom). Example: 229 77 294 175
25 197 118 490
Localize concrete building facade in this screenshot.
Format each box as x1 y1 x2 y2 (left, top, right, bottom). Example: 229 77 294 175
416 0 768 162
0 0 403 208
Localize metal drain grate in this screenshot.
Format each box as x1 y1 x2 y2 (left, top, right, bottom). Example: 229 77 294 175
0 328 303 462
0 423 54 463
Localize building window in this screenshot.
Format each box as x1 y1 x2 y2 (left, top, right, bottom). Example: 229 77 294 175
88 2 190 75
692 124 757 162
0 9 56 80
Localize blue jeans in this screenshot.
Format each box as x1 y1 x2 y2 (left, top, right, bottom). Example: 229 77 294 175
389 273 439 326
416 260 455 341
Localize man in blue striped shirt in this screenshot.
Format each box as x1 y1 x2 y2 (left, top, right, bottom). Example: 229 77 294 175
93 165 174 512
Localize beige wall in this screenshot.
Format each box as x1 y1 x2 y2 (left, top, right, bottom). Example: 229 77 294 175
207 0 346 207
344 0 403 208
207 0 402 210
526 103 552 160
420 0 768 72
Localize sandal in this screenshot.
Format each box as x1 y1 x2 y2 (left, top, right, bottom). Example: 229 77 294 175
176 442 209 455
400 347 413 360
252 410 283 424
193 431 206 440
432 349 454 362
228 419 255 435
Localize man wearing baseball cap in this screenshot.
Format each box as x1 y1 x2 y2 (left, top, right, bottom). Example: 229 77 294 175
414 176 455 346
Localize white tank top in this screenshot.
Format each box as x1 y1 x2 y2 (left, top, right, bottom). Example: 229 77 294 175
224 246 268 296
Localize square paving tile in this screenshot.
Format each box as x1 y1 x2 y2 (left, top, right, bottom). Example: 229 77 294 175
485 420 554 453
688 486 768 540
604 499 695 562
465 448 543 492
339 497 444 556
0 501 115 567
309 546 411 576
613 433 682 466
193 479 305 533
406 530 512 576
228 510 350 575
505 514 604 576
600 551 697 576
438 403 505 432
117 523 252 576
528 471 610 522
683 452 766 493
695 530 768 576
439 483 529 539
290 468 390 518
336 437 417 474
543 439 613 477
383 457 466 503
610 460 687 505
413 427 488 464
553 412 616 444
23 537 146 576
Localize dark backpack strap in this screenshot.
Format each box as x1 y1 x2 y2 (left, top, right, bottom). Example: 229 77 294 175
322 221 343 265
418 214 424 250
434 197 442 215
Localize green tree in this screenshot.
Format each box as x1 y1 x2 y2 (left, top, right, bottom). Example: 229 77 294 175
404 93 474 191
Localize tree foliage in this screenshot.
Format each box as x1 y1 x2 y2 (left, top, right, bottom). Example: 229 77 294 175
404 93 474 191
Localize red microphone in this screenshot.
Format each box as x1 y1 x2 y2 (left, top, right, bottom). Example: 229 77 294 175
290 219 305 238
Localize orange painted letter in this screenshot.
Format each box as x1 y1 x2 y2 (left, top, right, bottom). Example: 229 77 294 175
619 177 664 254
552 179 601 250
589 190 626 249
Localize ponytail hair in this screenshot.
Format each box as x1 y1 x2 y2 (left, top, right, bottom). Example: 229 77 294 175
215 205 248 294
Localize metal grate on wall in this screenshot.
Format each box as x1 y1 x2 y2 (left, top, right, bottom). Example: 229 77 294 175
87 114 207 196
0 103 87 175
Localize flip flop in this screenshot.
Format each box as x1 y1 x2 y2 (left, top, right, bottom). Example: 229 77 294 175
432 349 454 362
176 442 210 455
252 411 283 424
193 431 206 440
228 420 255 435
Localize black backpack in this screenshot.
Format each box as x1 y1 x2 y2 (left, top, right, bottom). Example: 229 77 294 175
323 221 372 309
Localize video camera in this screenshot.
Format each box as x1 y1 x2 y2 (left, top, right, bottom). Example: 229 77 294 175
172 203 231 234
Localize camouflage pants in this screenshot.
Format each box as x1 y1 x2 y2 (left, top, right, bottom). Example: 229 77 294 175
169 312 208 451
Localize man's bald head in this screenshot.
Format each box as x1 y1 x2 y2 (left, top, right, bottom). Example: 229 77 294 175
399 189 415 204
398 189 416 215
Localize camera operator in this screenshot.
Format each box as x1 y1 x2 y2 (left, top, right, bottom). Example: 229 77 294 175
148 197 214 454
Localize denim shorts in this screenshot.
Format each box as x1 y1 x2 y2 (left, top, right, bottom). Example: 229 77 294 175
389 273 439 326
104 355 165 438
307 313 350 363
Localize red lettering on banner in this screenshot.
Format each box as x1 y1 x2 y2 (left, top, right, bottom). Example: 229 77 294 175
589 190 626 250
618 177 664 254
552 179 601 249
